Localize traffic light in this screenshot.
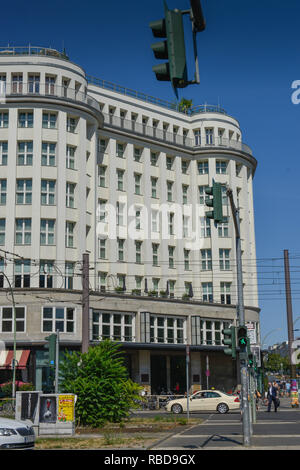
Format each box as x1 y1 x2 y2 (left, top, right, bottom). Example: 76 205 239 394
237 326 248 350
205 182 223 223
248 353 254 368
222 326 236 359
150 0 188 91
44 333 57 367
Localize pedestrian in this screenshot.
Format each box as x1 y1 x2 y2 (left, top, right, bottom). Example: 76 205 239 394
267 381 279 412
286 381 291 397
175 382 180 394
255 389 261 410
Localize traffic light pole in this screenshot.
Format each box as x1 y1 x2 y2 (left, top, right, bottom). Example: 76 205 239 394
227 188 252 447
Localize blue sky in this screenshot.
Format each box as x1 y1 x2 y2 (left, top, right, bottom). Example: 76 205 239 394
2 0 300 346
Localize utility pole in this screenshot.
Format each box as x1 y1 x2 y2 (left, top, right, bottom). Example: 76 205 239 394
55 330 59 393
82 253 90 354
227 188 251 447
284 249 296 378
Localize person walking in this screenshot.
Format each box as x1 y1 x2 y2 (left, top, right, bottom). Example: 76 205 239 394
267 381 279 412
286 381 291 397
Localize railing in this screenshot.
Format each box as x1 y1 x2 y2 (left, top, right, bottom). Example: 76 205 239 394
103 112 253 155
1 82 100 112
87 75 227 116
0 46 69 60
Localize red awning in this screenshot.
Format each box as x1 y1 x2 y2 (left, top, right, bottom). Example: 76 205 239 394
0 350 30 369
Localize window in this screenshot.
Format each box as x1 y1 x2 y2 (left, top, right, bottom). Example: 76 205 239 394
42 142 56 166
116 201 125 226
98 199 107 223
184 249 190 270
0 112 8 128
167 181 173 201
45 76 55 95
98 138 107 153
197 161 208 175
0 142 8 165
151 210 159 232
99 239 106 259
41 180 56 205
116 143 125 158
168 212 174 235
17 141 33 166
39 261 54 288
219 249 230 270
201 249 212 270
134 173 142 195
152 243 159 266
40 219 55 245
18 111 33 128
135 241 142 264
66 182 76 208
66 221 75 248
117 238 125 261
14 259 30 287
194 129 201 146
42 112 57 129
0 306 25 333
201 319 226 345
0 219 5 245
15 218 31 245
205 128 214 145
135 209 141 230
98 165 107 187
42 306 75 333
166 155 173 170
183 215 189 238
134 276 143 294
134 147 142 162
216 160 228 174
221 282 231 304
198 185 209 204
182 185 188 204
181 160 189 174
12 74 23 93
151 177 158 198
65 262 74 289
66 116 77 133
150 315 185 344
0 179 7 204
117 169 124 191
168 246 175 268
150 152 158 166
152 278 160 292
221 185 228 205
202 282 213 302
200 217 211 238
98 272 107 292
218 217 229 237
66 145 76 169
92 311 134 342
169 280 176 298
16 179 32 204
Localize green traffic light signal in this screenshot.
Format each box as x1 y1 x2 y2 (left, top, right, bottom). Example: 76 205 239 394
150 0 188 91
237 326 248 350
205 182 223 223
221 326 236 359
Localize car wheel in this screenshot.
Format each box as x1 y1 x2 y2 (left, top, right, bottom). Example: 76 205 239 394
217 403 229 414
171 403 183 414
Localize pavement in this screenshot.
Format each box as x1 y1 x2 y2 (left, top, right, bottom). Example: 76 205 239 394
151 397 300 450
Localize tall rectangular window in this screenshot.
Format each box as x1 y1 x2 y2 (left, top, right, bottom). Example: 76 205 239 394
0 112 9 128
16 179 32 204
15 218 31 245
221 282 231 304
65 262 74 289
40 219 55 245
17 141 33 166
42 142 56 166
184 249 190 270
152 243 159 266
14 259 31 287
135 241 142 264
99 239 106 259
66 145 76 169
117 238 125 261
134 173 141 195
39 261 54 288
0 142 8 165
219 249 230 270
202 282 213 303
201 249 212 270
66 182 75 208
65 221 75 248
117 169 124 191
167 181 173 202
98 165 107 187
197 161 208 174
41 180 56 205
151 177 158 198
0 219 5 245
168 246 175 268
0 179 7 205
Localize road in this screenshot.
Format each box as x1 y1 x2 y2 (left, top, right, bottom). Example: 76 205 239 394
151 397 300 450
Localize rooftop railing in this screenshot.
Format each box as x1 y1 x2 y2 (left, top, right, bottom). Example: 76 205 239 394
0 46 69 60
1 82 100 112
86 75 228 117
103 112 253 155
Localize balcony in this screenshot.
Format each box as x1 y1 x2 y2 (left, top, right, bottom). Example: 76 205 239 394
0 46 69 60
0 82 101 119
102 112 253 155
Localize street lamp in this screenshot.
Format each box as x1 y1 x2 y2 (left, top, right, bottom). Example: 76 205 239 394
0 271 17 401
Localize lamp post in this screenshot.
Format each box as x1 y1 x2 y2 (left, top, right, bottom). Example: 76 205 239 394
0 271 17 401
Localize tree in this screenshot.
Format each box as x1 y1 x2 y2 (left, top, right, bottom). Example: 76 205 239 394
178 98 193 114
59 340 141 427
264 353 290 374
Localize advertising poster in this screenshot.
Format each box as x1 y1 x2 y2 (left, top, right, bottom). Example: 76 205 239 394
290 379 299 408
58 394 75 422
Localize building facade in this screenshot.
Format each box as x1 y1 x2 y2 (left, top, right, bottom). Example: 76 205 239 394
0 46 259 393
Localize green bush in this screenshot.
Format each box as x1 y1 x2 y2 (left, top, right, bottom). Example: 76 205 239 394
59 340 141 427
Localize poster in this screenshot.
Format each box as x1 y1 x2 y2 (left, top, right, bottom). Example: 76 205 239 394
58 394 75 422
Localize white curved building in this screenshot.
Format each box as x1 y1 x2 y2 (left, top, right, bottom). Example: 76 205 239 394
0 47 259 393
